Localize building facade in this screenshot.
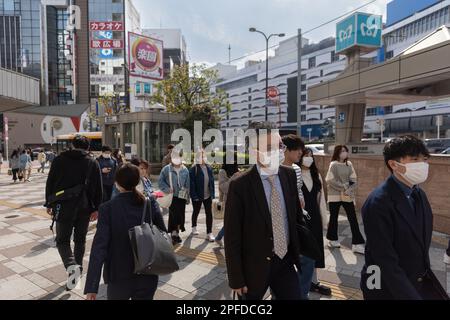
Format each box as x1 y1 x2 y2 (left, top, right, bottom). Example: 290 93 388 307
212 0 450 141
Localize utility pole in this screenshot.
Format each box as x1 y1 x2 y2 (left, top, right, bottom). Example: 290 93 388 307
228 44 231 64
297 28 302 137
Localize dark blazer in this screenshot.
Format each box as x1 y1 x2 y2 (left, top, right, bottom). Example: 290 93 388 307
84 193 167 294
361 176 448 300
189 164 215 201
96 155 118 186
224 165 304 293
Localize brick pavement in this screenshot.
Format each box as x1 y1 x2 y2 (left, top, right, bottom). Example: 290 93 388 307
0 167 448 300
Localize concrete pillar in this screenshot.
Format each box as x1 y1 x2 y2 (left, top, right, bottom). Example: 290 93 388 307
335 104 366 145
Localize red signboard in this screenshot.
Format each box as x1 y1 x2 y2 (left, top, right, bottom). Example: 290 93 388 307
89 21 124 31
90 40 124 49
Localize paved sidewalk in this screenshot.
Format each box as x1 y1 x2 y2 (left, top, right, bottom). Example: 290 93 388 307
0 169 448 300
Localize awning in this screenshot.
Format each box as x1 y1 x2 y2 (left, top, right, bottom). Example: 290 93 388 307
11 104 90 117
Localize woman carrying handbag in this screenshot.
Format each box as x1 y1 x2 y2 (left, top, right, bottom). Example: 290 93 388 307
84 164 167 300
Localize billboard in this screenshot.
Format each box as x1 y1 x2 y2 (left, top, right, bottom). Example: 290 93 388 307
90 39 124 49
336 12 382 54
128 32 164 80
90 21 124 31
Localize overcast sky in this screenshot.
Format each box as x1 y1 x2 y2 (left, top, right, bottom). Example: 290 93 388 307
133 0 387 67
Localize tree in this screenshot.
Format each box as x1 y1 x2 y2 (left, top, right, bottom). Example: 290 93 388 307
151 63 230 134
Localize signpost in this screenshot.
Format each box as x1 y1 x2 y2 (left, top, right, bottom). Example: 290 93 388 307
307 127 313 141
4 116 8 162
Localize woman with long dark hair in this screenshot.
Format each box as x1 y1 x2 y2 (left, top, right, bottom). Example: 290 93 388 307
299 148 331 296
325 145 365 254
84 163 167 300
215 150 242 247
9 149 20 183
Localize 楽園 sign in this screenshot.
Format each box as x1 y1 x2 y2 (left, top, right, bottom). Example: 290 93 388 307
128 32 164 80
336 12 382 54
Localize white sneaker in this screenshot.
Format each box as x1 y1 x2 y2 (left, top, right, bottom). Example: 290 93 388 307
191 227 199 235
444 254 450 265
328 240 341 248
215 239 224 248
206 233 215 242
352 244 365 255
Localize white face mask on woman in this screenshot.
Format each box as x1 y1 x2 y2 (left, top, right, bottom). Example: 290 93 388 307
302 157 314 168
396 161 429 186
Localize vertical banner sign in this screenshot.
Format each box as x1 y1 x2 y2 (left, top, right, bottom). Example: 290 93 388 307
128 32 164 80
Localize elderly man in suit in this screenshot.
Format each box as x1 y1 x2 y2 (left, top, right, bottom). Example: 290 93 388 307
361 135 448 300
224 122 305 300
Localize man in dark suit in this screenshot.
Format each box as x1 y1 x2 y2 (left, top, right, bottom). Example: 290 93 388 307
224 122 304 300
361 135 448 300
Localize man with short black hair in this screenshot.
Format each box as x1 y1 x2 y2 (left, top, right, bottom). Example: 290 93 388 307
361 135 448 300
225 122 304 300
45 135 103 290
97 145 118 202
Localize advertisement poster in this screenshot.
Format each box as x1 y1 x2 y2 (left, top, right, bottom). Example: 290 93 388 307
128 32 164 80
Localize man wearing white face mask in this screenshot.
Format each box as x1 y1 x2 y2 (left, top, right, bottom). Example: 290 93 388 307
97 145 118 202
361 136 448 300
224 122 305 300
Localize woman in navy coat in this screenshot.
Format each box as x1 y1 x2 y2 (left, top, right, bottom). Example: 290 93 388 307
84 163 167 300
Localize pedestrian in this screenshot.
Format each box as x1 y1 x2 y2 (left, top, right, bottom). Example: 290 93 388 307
225 122 304 300
361 136 449 300
37 149 47 173
113 149 124 168
19 150 31 182
189 149 216 242
161 144 175 168
26 149 33 181
0 151 3 174
281 134 316 300
298 148 332 296
45 135 103 290
215 150 242 248
9 150 20 183
138 160 154 199
84 164 167 300
97 146 118 202
325 145 365 254
158 150 189 245
47 150 56 167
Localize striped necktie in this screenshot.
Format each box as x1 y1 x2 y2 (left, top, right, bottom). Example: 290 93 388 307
268 176 288 259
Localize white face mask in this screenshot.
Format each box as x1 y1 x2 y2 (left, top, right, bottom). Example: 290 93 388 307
396 162 429 186
340 152 348 160
302 157 314 168
171 157 182 166
258 150 283 176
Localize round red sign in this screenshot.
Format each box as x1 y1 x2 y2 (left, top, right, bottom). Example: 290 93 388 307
267 86 279 99
132 38 160 71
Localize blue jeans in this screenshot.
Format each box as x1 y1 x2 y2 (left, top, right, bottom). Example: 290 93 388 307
216 226 224 241
298 255 315 300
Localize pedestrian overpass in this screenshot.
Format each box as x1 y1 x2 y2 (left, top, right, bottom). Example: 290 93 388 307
0 67 40 112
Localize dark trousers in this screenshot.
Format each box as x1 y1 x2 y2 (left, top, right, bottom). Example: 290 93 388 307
241 256 302 300
107 275 158 300
12 168 19 181
327 201 365 245
168 197 186 233
103 184 113 202
55 213 90 270
447 240 450 256
191 197 213 234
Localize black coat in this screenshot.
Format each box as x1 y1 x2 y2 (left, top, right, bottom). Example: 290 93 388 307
45 150 103 212
361 176 448 300
224 165 304 293
84 193 167 294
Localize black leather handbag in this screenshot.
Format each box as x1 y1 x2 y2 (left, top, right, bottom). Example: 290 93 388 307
296 223 322 261
129 199 179 276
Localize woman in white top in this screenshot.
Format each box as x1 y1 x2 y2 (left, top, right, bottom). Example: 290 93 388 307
300 148 331 296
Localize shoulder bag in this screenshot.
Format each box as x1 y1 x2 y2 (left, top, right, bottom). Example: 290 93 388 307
156 168 174 208
129 198 179 276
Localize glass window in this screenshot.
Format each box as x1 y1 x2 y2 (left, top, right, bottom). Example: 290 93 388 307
4 0 14 11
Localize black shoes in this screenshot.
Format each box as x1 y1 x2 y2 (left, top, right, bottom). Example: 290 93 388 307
310 282 332 296
171 235 182 245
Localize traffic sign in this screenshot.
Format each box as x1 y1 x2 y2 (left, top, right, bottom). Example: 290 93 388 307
267 86 279 100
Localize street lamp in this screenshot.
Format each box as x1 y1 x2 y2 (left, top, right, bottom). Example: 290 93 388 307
249 27 285 122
